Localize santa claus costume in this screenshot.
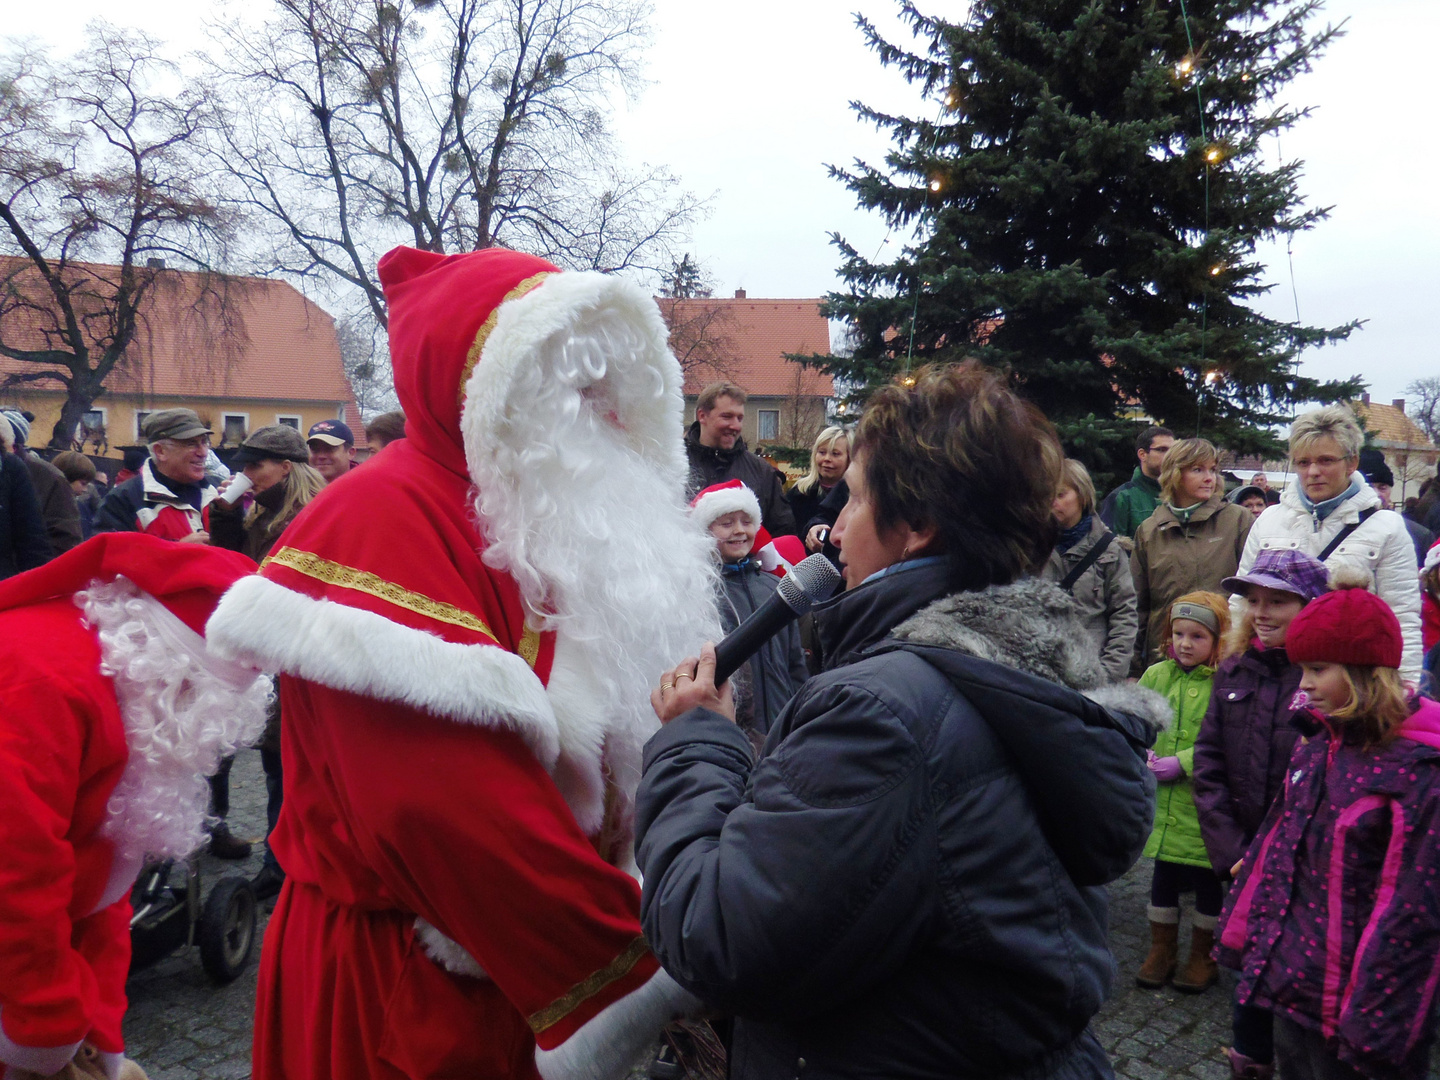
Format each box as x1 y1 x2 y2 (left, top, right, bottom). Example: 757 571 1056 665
0 534 269 1080
206 246 723 1080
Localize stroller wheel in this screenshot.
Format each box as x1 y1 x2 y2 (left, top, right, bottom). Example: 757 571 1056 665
199 876 257 983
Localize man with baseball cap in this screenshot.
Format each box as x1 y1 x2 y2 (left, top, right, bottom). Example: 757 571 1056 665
305 419 355 483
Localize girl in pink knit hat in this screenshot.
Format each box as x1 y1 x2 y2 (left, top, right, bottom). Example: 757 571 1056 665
1216 571 1440 1080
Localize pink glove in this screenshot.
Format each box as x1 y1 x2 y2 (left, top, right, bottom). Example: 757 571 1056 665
1148 754 1184 784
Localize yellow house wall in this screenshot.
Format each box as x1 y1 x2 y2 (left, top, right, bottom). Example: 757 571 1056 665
9 392 349 451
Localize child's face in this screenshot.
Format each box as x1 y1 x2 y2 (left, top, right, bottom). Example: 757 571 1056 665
1171 618 1215 669
1299 662 1351 715
1246 586 1306 648
709 511 758 563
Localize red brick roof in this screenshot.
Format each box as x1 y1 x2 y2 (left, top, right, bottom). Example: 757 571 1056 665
663 297 834 398
0 257 355 404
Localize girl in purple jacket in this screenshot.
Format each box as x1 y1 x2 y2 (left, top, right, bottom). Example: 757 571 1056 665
1192 548 1330 1079
1217 576 1440 1080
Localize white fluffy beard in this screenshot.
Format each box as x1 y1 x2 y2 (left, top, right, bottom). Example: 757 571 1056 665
468 310 723 809
78 578 271 863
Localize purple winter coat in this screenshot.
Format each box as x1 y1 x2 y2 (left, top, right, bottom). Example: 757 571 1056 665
1190 645 1304 877
1216 699 1440 1080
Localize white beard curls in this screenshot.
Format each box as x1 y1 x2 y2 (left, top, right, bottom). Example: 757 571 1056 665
467 308 723 807
78 578 271 864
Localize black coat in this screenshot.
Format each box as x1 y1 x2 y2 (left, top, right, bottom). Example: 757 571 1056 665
637 562 1160 1080
718 560 809 739
1 452 52 579
684 424 796 538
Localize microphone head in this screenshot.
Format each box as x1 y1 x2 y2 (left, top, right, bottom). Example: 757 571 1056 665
775 553 843 614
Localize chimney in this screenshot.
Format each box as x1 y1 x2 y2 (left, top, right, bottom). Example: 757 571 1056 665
734 288 746 299
1361 392 1370 405
145 257 166 270
1394 398 1406 411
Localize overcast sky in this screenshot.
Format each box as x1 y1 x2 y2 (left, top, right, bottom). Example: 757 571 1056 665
11 1 1436 404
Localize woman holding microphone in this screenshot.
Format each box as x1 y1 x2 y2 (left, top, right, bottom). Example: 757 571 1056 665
636 364 1165 1080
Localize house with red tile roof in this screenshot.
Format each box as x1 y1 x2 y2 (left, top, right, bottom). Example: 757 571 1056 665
660 289 834 450
0 257 363 456
1354 392 1438 501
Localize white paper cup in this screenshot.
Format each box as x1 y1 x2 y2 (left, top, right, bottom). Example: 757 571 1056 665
218 471 254 506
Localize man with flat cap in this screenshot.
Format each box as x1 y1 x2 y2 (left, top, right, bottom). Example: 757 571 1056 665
95 410 218 541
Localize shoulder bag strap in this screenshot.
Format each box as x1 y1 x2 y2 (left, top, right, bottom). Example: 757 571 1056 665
1060 531 1116 593
1318 506 1379 562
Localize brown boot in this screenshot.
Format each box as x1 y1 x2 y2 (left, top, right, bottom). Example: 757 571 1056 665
1172 922 1219 993
1135 915 1179 988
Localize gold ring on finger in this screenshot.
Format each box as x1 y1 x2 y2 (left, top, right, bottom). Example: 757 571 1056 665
676 672 694 681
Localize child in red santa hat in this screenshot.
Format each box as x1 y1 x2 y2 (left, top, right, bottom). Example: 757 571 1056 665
690 479 810 742
1217 568 1440 1080
0 534 268 1080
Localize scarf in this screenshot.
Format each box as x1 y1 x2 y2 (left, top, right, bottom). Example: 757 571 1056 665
1166 501 1200 526
1297 476 1361 524
1057 514 1093 553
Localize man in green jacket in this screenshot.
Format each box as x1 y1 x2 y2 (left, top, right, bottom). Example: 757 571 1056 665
1100 425 1174 541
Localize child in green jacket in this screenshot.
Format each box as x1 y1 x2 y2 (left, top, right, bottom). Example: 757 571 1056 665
1137 591 1231 994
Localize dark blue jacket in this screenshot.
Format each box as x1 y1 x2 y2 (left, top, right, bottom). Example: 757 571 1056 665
718 559 809 739
1 452 52 579
636 563 1158 1080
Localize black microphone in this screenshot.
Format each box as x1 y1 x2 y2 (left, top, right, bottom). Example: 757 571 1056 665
713 553 842 685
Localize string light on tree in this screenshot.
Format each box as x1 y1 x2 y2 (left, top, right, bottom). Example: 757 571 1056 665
1204 145 1223 164
928 178 943 192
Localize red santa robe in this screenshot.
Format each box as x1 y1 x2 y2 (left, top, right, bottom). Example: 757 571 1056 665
0 535 263 1080
207 246 722 1080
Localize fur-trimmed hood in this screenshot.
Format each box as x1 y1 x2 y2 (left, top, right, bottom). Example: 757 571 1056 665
891 577 1172 734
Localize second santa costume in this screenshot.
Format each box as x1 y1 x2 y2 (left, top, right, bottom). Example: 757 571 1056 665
206 247 723 1080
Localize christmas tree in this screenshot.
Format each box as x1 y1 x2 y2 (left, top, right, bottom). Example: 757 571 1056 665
819 0 1361 484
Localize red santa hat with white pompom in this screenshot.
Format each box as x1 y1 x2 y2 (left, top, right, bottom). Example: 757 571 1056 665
688 479 806 576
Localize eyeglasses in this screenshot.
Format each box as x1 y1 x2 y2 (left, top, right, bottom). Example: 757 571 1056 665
1293 456 1344 470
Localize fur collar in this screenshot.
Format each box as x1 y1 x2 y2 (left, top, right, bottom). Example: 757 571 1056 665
892 577 1109 692
891 577 1172 732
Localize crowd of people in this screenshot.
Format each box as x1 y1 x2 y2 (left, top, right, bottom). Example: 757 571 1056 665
2 247 1440 1080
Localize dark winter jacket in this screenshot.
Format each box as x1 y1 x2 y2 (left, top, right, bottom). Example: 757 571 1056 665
1190 644 1304 877
718 558 809 740
1099 467 1163 540
1217 699 1440 1080
798 478 847 571
636 562 1166 1080
783 480 838 544
22 452 82 556
684 423 796 538
0 453 52 579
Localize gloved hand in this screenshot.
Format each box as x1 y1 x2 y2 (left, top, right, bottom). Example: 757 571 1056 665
1148 752 1184 784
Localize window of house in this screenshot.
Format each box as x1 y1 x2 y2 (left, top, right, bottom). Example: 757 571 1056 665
276 414 301 430
134 411 152 439
757 409 780 442
221 413 249 446
76 408 105 440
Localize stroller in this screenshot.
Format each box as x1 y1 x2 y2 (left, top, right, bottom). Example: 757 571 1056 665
129 857 257 984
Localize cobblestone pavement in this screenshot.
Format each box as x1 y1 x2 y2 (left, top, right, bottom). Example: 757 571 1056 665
121 752 1235 1080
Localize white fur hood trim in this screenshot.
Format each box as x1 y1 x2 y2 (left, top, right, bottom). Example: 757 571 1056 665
1082 683 1173 734
461 270 684 488
206 574 561 766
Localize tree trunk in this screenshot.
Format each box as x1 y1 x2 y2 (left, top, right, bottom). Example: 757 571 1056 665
50 382 102 452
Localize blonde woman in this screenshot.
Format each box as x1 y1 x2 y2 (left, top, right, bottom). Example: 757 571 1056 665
1042 459 1138 682
786 425 850 552
1131 438 1252 671
1234 404 1422 682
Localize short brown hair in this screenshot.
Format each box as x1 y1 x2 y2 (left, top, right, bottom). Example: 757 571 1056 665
365 410 406 448
1159 438 1218 503
696 381 748 414
1058 459 1096 516
51 450 97 485
853 362 1063 589
1137 425 1175 453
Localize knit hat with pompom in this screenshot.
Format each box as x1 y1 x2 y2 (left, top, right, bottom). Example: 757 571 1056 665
1285 563 1403 669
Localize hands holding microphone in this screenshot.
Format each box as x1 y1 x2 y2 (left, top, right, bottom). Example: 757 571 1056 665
652 643 735 725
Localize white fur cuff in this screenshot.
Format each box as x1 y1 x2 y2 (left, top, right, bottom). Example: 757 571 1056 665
207 575 561 766
533 969 702 1080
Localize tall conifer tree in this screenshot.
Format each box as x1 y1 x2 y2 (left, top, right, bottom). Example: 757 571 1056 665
820 1 1361 481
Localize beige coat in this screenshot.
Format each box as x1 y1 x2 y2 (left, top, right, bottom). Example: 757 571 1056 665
1041 516 1138 683
1131 495 1252 670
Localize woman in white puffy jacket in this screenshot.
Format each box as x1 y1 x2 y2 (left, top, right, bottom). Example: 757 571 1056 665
1233 405 1422 683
